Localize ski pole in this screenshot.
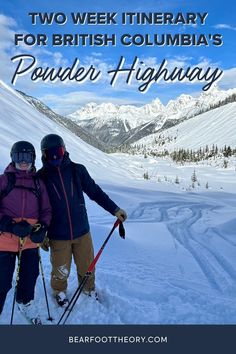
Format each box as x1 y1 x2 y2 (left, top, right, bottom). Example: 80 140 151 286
10 238 25 325
38 248 53 322
58 219 124 325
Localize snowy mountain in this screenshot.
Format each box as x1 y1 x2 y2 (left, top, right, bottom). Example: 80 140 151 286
68 98 165 146
0 79 235 326
136 102 236 152
69 98 164 130
67 86 236 147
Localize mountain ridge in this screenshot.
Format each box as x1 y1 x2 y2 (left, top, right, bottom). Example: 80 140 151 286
16 90 108 152
68 86 236 147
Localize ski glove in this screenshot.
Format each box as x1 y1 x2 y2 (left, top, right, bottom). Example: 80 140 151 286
30 223 48 244
115 208 127 222
12 220 33 238
0 216 33 237
41 237 50 252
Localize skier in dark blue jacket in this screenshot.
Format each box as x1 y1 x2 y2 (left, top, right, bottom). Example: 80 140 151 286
38 134 127 306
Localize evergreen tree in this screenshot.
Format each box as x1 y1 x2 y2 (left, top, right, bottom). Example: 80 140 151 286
223 159 228 168
175 176 180 184
143 171 149 180
191 169 197 183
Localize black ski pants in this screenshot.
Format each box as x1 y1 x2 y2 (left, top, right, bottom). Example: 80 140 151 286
0 248 39 314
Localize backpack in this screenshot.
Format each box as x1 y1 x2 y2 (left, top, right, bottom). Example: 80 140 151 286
0 172 42 211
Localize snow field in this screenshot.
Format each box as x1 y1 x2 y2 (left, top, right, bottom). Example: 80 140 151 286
0 80 235 324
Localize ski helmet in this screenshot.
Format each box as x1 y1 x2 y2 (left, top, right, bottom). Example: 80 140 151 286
10 141 36 165
41 134 65 151
41 134 66 165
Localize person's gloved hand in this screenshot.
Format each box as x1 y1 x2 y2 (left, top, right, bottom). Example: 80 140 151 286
115 208 127 222
30 223 48 244
40 236 50 252
12 220 33 238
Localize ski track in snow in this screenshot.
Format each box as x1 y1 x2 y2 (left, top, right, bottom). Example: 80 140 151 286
81 192 236 325
130 200 236 292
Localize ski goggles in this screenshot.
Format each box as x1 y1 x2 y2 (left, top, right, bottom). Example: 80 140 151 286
43 146 65 161
11 152 34 164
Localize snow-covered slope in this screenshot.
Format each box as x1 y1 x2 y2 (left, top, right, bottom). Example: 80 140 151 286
0 80 129 183
136 102 236 151
67 86 236 146
17 91 108 153
0 80 235 325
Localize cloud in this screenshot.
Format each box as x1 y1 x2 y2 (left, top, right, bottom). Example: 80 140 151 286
39 90 145 115
0 13 73 90
219 67 236 88
0 14 17 51
0 14 18 82
0 13 17 27
91 52 103 57
136 55 221 80
214 24 236 31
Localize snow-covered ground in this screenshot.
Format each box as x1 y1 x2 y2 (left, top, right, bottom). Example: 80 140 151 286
0 80 235 324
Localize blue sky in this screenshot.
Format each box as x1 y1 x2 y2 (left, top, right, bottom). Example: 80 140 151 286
0 0 235 114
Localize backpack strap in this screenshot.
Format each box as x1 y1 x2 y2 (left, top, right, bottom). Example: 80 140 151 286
32 176 42 213
0 172 16 202
32 176 41 200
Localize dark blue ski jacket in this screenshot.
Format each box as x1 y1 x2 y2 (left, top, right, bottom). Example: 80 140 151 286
37 153 119 240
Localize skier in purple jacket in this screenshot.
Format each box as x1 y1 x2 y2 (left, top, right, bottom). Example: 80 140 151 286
0 141 51 324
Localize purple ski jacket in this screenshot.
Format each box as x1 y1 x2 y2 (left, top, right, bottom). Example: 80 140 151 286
0 164 51 252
